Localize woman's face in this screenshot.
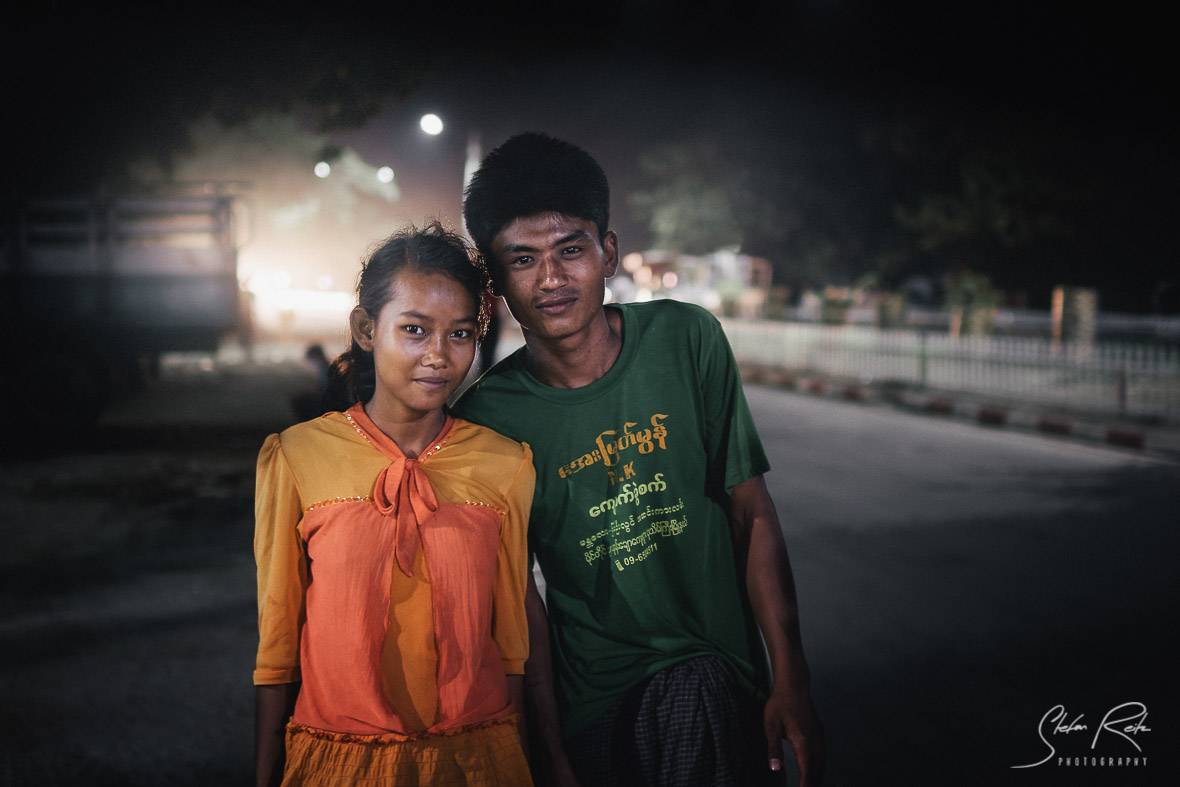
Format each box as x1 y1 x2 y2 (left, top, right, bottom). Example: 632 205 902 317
356 268 478 419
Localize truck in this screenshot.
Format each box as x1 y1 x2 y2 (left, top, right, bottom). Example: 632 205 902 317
1 185 244 432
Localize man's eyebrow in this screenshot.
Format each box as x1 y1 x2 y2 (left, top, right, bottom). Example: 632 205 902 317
500 230 592 255
501 242 540 254
552 230 591 247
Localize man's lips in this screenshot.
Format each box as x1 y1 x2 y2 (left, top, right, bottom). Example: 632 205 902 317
413 377 449 389
534 295 577 314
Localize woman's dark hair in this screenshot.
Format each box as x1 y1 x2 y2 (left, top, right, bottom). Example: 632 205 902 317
462 132 610 263
322 221 489 411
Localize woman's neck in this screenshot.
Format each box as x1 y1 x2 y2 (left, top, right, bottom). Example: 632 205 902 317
362 395 446 458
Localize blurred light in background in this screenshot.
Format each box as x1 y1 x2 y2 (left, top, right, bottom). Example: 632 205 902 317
314 161 331 178
622 252 644 273
247 270 292 292
662 271 679 289
634 266 653 285
604 286 614 304
376 165 394 183
635 288 653 302
419 113 444 135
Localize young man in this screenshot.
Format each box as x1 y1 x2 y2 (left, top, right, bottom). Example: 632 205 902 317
454 133 823 787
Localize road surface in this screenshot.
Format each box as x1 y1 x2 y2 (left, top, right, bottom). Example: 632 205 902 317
0 362 1173 785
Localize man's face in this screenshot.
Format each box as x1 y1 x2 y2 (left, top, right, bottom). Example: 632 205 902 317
489 212 618 342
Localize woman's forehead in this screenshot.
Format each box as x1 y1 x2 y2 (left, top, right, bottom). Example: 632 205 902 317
380 269 477 318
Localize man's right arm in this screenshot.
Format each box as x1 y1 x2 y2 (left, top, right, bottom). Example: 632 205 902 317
524 567 582 787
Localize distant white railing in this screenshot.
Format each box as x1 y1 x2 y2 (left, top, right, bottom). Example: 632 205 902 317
721 319 1180 422
777 306 1180 340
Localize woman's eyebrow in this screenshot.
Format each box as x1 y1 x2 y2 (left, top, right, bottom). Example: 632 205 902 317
398 310 477 323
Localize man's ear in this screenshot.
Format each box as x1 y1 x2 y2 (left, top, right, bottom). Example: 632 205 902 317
602 230 620 278
349 307 376 352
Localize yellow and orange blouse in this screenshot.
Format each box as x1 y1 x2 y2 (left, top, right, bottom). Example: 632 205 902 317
253 403 534 736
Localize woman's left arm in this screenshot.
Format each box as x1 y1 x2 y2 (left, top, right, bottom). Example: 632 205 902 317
255 682 299 787
507 674 528 757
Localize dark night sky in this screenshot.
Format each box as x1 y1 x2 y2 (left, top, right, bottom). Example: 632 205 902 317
5 1 1176 311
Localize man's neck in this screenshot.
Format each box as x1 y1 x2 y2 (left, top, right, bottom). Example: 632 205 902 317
524 307 623 389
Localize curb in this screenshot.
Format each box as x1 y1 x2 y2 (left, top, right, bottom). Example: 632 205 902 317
740 363 1160 455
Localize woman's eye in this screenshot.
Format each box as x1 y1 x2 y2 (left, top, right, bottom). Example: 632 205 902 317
452 329 473 339
402 325 425 336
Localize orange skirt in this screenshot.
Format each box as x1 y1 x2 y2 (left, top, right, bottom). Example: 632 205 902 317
281 717 533 786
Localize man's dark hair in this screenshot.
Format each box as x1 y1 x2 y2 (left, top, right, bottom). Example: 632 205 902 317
463 132 610 259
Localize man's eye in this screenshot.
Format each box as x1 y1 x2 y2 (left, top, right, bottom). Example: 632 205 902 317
562 246 582 255
402 325 425 336
511 255 533 266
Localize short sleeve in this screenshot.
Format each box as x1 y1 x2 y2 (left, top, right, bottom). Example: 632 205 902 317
697 312 770 492
253 434 308 685
492 443 535 674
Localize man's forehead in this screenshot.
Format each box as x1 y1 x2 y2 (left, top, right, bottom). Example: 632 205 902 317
494 212 595 246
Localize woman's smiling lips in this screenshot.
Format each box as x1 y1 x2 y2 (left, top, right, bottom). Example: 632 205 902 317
413 377 449 391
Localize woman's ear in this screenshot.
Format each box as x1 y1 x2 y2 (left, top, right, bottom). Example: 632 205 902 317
349 307 376 352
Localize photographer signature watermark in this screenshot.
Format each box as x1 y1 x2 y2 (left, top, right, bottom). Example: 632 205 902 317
1011 701 1150 769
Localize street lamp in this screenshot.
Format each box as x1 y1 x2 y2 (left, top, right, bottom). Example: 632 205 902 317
417 111 482 232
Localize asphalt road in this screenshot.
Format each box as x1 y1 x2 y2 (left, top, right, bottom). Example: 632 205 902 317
747 384 1176 786
1 363 1174 786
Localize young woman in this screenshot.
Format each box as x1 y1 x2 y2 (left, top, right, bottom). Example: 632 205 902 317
253 223 535 786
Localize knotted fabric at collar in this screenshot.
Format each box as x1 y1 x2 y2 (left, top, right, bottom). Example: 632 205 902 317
373 456 439 576
344 403 452 578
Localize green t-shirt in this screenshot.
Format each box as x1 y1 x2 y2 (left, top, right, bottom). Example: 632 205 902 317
453 299 770 737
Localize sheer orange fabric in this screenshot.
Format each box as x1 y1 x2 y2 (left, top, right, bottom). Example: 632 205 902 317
254 406 533 743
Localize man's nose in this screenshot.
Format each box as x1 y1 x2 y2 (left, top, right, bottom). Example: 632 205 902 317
537 253 567 290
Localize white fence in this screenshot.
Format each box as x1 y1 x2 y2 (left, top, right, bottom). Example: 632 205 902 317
779 305 1180 341
721 320 1180 422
